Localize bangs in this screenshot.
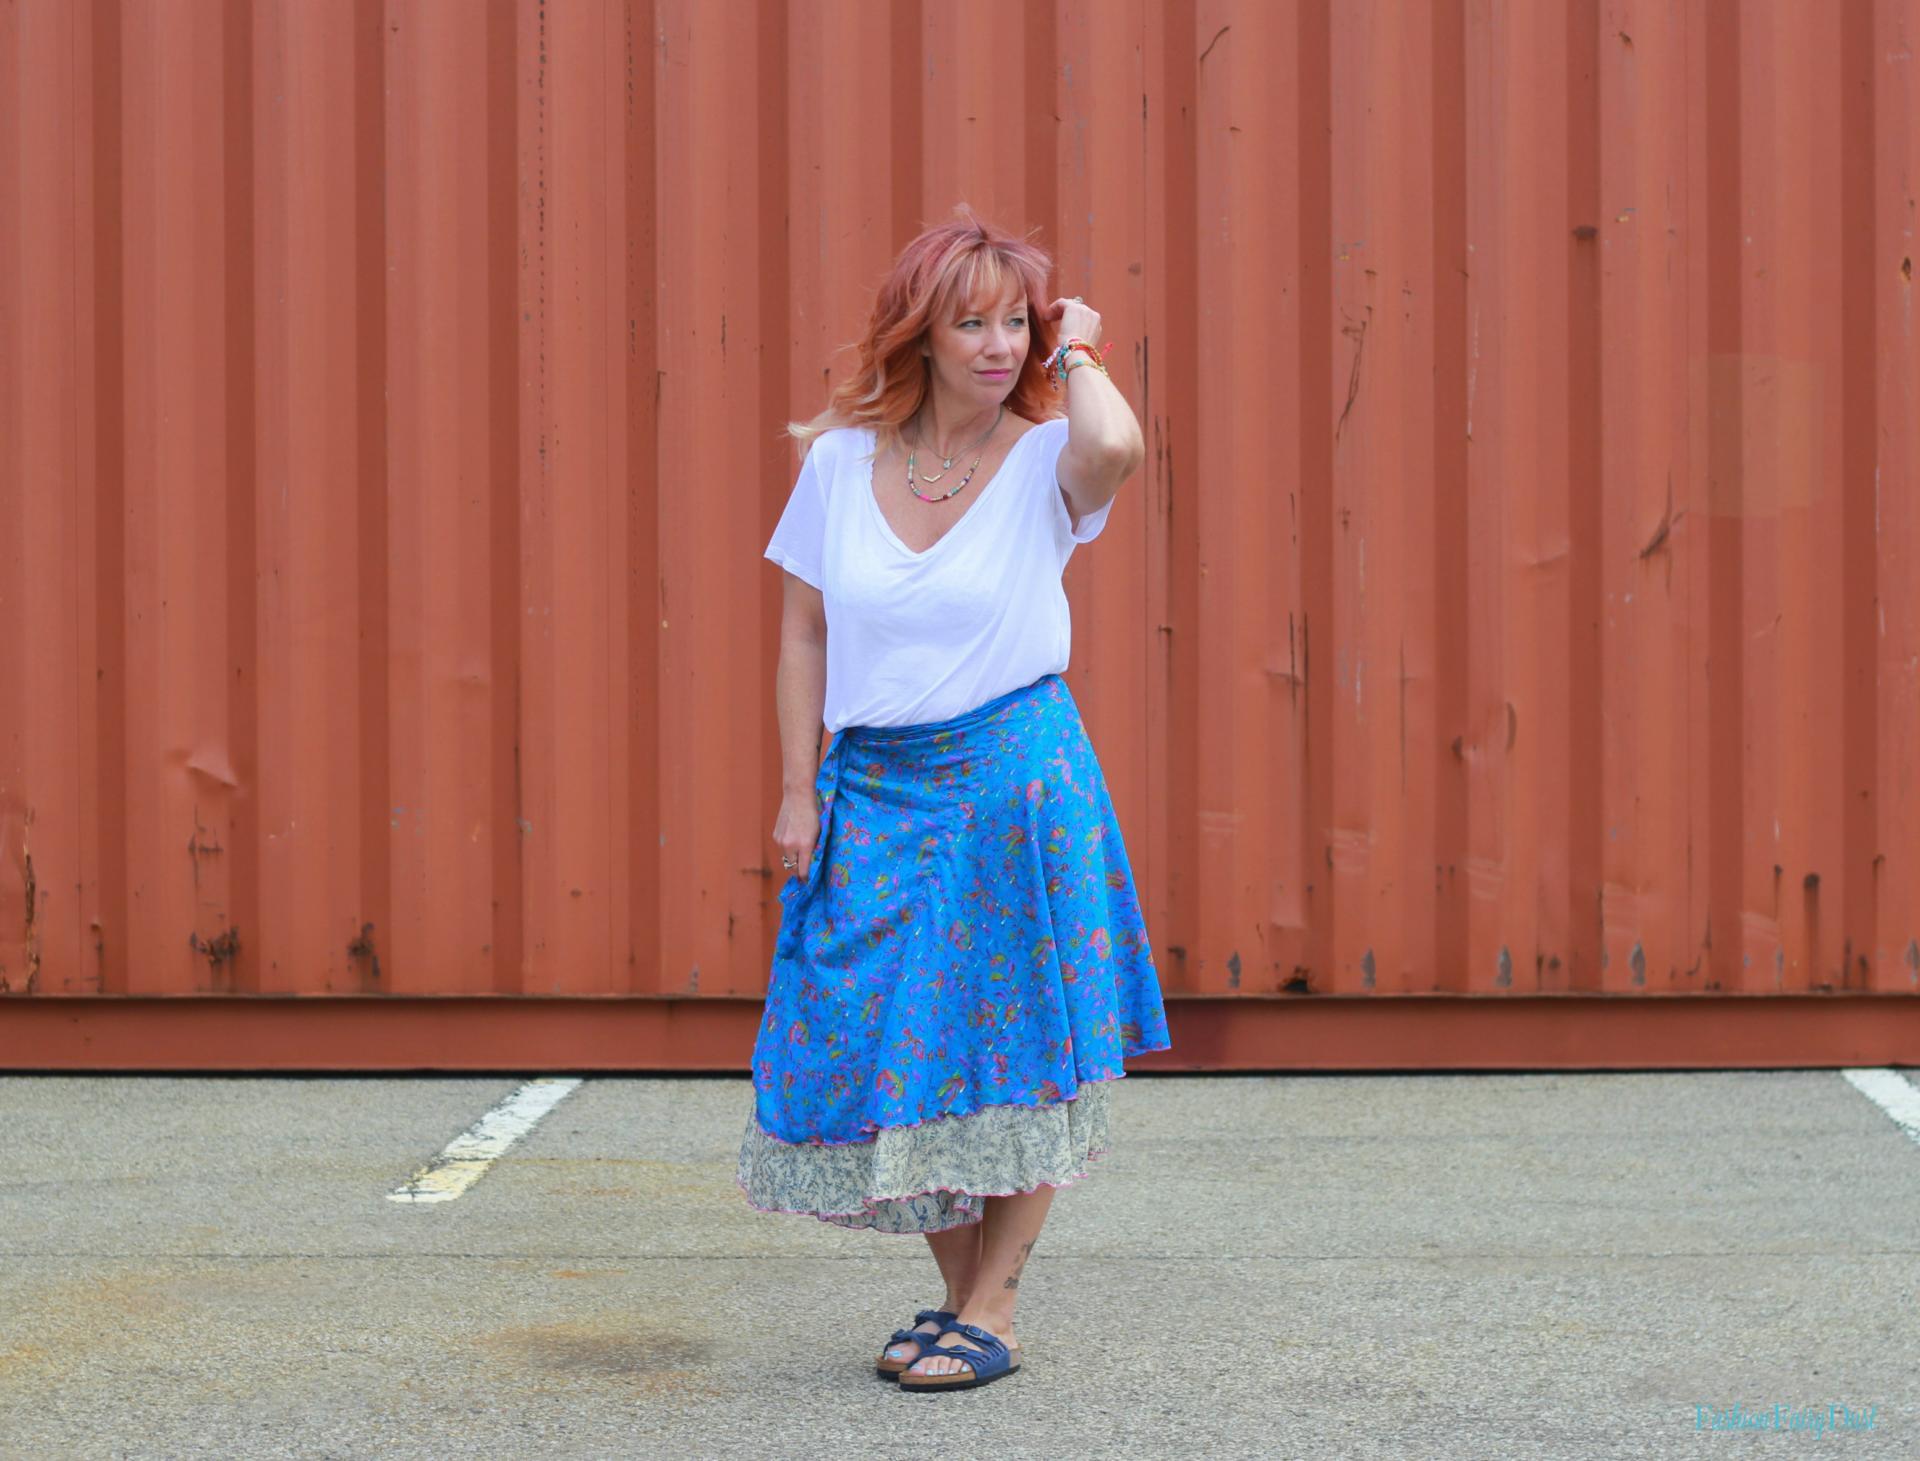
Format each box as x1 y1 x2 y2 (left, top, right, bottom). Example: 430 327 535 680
942 250 1025 321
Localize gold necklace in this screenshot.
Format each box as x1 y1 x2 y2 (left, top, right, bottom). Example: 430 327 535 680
908 405 1003 489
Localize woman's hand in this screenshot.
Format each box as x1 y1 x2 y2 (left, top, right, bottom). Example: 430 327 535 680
1042 296 1102 352
773 790 820 885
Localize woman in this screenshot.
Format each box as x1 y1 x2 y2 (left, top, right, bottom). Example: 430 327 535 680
736 207 1172 1393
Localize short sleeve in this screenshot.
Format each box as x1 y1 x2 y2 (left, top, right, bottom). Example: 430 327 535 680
765 439 830 590
1042 418 1116 550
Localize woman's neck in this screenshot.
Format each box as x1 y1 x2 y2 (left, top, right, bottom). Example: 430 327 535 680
913 394 1002 455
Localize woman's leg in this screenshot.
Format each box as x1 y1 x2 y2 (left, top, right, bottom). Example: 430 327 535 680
882 1219 984 1363
906 1184 1055 1376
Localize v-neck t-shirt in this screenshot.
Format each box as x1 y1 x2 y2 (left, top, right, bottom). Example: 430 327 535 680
763 415 1115 734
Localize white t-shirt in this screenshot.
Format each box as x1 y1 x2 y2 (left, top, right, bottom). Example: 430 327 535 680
764 415 1114 733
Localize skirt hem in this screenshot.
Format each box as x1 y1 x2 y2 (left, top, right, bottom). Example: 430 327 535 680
731 1141 1117 1233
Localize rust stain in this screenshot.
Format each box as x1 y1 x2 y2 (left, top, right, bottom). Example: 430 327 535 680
347 922 381 982
17 807 39 993
189 926 241 969
0 1269 187 1375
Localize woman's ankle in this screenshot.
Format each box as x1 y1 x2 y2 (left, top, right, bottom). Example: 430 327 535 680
955 1302 1017 1336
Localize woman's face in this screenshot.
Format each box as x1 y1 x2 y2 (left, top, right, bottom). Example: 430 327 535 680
924 283 1029 401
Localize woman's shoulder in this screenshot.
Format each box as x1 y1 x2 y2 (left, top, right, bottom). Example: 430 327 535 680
807 423 876 466
793 426 854 483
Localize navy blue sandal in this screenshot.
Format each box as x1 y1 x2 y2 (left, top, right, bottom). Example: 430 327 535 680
875 1308 958 1377
895 1319 1020 1392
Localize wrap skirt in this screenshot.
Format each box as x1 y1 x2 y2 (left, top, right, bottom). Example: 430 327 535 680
736 671 1171 1233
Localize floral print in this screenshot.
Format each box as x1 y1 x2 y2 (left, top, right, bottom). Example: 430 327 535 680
739 671 1170 1228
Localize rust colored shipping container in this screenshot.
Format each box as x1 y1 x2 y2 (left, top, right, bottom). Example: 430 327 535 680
1 0 1915 1069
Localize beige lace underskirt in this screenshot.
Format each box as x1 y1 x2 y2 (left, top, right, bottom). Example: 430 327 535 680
736 1079 1115 1235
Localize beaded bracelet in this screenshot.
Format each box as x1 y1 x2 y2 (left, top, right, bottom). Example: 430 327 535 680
1049 336 1109 374
1045 336 1115 392
1043 336 1082 385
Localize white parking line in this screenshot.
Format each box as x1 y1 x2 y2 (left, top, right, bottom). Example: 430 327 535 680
1841 1068 1920 1149
387 1077 585 1204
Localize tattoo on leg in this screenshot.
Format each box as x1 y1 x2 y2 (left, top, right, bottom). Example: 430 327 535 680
1003 1238 1037 1292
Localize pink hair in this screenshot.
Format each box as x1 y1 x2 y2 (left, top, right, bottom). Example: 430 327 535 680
784 203 1062 462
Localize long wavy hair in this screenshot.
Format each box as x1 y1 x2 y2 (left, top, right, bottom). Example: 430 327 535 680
784 204 1062 463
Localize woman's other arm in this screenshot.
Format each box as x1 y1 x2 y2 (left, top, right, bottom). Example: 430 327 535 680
772 572 829 880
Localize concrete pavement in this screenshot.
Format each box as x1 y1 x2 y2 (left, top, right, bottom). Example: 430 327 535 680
1 1068 1914 1459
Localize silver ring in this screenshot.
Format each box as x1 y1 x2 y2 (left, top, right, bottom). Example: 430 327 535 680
781 857 796 868
1072 295 1083 302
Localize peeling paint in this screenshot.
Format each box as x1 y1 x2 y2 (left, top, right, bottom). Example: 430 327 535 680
348 922 381 983
188 926 241 969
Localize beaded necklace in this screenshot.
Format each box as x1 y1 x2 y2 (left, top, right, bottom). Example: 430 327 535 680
905 404 1004 502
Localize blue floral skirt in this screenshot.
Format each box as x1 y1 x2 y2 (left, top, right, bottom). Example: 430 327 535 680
736 671 1170 1233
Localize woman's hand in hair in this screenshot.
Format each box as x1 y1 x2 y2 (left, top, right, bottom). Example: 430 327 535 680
1042 296 1102 350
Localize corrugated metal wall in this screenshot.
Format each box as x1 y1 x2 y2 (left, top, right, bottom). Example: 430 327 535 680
3 1 1918 1058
